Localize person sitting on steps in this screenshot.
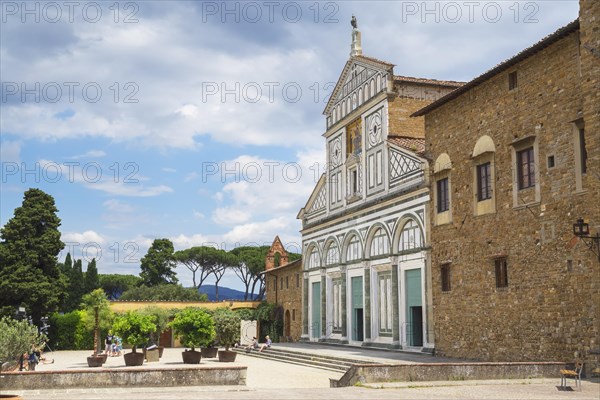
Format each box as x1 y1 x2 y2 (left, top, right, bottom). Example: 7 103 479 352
258 335 271 352
245 337 258 352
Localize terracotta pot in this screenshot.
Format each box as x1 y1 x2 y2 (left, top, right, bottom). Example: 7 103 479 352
123 351 145 366
86 355 104 368
181 349 202 364
201 347 218 358
218 350 237 362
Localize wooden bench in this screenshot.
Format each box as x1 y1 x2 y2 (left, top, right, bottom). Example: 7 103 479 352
560 361 583 390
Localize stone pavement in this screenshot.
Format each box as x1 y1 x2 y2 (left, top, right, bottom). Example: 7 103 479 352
4 346 599 400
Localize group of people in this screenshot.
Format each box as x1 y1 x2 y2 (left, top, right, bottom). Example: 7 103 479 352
104 332 123 357
245 335 272 352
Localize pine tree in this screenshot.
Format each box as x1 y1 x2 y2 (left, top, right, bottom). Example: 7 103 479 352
139 239 178 286
0 189 66 322
84 258 100 293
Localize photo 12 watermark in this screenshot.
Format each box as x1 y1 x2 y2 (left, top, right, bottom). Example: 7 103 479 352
200 161 327 184
1 1 140 24
1 82 140 104
200 1 339 24
200 81 335 104
398 1 539 24
1 161 140 184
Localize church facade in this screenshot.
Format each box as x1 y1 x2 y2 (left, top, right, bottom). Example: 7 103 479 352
297 20 462 350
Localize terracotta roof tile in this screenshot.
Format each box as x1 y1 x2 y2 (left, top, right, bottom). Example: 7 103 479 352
388 136 425 155
394 75 464 87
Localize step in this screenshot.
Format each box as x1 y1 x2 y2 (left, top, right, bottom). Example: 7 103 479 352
234 349 347 372
246 347 375 366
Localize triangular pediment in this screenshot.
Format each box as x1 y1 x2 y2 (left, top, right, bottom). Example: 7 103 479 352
323 55 395 116
297 174 326 219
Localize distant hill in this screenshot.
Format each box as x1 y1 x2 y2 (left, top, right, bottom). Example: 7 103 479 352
198 285 249 301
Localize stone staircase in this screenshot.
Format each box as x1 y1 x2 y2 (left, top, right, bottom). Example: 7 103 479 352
233 346 377 372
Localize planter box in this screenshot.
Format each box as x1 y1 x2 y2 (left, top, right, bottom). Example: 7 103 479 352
201 347 218 358
123 352 144 366
145 349 159 362
181 350 202 364
218 350 237 363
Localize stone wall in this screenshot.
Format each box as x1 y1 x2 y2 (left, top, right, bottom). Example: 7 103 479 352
425 21 599 363
265 262 303 341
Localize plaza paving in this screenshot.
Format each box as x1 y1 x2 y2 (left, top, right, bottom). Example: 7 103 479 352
4 345 599 400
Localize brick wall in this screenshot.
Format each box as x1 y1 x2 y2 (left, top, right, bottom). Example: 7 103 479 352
425 23 599 362
265 263 303 341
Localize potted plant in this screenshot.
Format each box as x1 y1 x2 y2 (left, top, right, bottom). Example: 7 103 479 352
140 306 170 358
112 311 156 366
81 289 110 367
169 308 215 364
213 308 240 362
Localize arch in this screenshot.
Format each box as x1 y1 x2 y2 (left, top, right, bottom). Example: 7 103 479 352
365 223 391 259
305 243 321 269
337 104 341 120
342 101 346 117
472 135 496 157
364 82 369 101
352 93 357 111
434 153 452 173
347 98 352 115
376 74 381 92
323 237 340 266
333 108 337 123
358 88 363 105
392 214 426 254
341 230 363 264
370 78 375 97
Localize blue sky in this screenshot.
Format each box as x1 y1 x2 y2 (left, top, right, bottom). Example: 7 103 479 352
0 1 580 291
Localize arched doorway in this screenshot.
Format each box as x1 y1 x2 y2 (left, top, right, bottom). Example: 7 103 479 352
284 309 291 338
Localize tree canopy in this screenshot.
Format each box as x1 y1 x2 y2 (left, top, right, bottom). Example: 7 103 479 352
119 284 207 302
99 274 141 299
0 188 65 322
140 238 178 286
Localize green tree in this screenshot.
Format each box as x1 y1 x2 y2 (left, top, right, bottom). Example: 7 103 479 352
98 274 141 299
119 284 207 301
84 258 100 293
64 259 86 312
112 311 156 353
169 308 215 351
140 239 178 286
81 289 110 355
174 246 220 289
60 252 73 276
0 188 65 322
230 246 269 300
139 306 170 347
213 308 240 351
0 316 47 371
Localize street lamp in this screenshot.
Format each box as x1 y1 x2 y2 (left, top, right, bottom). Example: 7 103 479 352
573 218 600 262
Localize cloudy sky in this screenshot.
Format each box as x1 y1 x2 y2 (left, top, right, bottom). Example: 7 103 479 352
0 0 579 291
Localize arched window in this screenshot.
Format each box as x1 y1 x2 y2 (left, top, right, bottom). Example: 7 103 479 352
307 247 320 269
346 234 362 262
399 220 423 251
370 228 390 257
325 241 339 265
358 88 363 105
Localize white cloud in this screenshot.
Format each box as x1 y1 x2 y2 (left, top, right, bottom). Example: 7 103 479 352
162 167 177 173
68 150 107 160
63 230 106 245
212 207 251 226
170 233 212 250
192 210 205 219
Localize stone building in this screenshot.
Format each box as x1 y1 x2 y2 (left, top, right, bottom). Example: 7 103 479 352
413 0 599 362
264 236 303 341
297 19 462 350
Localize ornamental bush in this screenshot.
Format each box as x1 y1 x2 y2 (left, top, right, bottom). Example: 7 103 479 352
0 317 47 371
112 311 156 352
213 308 240 351
169 308 215 351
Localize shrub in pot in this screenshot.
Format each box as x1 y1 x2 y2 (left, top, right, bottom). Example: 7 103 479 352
139 306 170 357
112 311 156 366
169 308 215 364
213 308 240 362
81 289 111 367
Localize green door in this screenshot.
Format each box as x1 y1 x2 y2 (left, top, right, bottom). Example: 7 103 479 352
405 269 423 346
351 276 363 341
311 282 321 339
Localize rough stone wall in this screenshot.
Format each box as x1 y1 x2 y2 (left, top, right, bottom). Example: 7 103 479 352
266 237 288 271
425 26 599 362
265 263 303 341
